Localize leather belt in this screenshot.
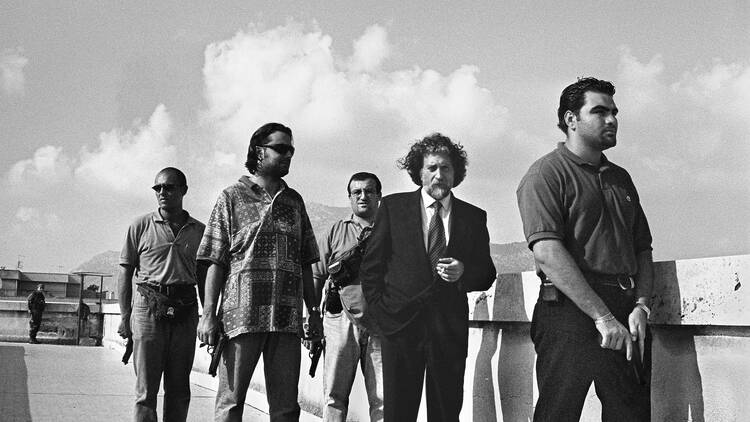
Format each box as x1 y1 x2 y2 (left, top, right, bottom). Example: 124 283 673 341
139 283 196 297
583 272 635 290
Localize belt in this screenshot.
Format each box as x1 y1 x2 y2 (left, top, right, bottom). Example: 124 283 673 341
582 272 635 290
139 283 196 297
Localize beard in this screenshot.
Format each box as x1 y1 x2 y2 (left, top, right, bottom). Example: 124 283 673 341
425 182 452 200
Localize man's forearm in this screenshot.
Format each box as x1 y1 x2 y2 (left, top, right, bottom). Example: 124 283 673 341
302 266 318 311
532 239 610 320
196 262 208 308
202 263 226 317
635 250 654 306
117 265 134 316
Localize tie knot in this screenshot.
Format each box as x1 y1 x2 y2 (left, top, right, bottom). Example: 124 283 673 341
432 200 442 211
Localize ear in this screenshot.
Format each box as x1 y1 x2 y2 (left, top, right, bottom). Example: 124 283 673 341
181 185 188 195
564 110 577 131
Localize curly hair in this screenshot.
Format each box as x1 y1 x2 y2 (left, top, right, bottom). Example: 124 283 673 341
557 77 616 134
245 122 293 174
397 133 468 188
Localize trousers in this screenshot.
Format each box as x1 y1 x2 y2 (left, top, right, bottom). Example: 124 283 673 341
214 332 301 422
131 290 198 422
322 310 383 421
531 284 651 422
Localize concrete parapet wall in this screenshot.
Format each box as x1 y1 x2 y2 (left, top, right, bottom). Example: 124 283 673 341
0 300 103 344
99 254 749 421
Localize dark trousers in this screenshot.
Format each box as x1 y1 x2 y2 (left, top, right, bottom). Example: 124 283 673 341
531 285 651 422
214 332 301 422
29 310 43 340
381 308 466 422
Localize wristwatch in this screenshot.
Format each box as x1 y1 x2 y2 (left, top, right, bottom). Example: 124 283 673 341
308 306 321 314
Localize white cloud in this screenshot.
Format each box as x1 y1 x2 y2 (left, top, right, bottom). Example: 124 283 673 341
6 145 72 187
349 24 390 72
613 50 750 192
201 22 508 156
74 104 176 194
1 47 29 96
15 206 39 222
616 46 665 113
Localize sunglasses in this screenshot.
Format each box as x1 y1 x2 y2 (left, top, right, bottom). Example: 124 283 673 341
151 183 181 193
260 144 295 156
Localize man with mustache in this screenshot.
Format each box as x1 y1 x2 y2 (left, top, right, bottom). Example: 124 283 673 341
360 133 496 421
313 172 384 421
517 77 654 421
197 122 321 422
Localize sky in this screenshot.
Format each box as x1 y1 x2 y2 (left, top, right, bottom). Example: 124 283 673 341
1 1 749 271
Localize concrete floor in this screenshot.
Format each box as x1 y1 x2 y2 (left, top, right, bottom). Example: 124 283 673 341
0 342 268 422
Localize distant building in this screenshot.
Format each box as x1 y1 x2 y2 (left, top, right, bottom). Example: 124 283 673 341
0 269 81 298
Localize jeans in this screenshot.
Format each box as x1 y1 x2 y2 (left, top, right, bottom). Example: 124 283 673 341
323 310 383 422
214 332 301 422
531 284 651 422
131 290 198 422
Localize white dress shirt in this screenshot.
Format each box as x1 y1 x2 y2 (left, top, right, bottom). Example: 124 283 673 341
420 188 452 251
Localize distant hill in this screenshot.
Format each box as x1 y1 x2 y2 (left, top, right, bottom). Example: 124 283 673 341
72 203 533 293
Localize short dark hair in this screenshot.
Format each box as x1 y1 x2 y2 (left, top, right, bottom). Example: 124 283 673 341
347 172 382 195
245 122 293 173
557 77 616 134
397 133 468 188
157 167 187 186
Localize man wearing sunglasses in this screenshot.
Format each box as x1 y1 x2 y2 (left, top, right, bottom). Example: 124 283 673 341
117 167 206 422
197 122 320 421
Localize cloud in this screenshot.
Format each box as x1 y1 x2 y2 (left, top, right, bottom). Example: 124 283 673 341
201 22 508 157
1 47 29 96
349 24 390 72
6 145 72 189
74 104 176 194
615 46 665 113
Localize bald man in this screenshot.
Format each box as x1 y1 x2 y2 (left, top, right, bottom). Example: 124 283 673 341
117 167 206 422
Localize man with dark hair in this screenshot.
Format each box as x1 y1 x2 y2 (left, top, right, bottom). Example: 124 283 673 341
313 172 384 421
118 167 206 422
360 133 496 421
517 77 654 421
197 122 321 421
27 283 46 344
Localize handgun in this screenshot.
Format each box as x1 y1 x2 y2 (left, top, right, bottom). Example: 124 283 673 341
122 337 133 365
308 341 324 377
201 333 228 377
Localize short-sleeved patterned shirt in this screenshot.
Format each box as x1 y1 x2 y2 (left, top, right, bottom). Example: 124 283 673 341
197 175 319 339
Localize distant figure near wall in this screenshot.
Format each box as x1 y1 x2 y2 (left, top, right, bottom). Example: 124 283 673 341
27 283 46 343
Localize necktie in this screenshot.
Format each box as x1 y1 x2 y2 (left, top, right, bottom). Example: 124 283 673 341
428 201 446 279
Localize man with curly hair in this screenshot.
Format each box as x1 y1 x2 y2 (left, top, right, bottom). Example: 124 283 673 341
360 133 496 421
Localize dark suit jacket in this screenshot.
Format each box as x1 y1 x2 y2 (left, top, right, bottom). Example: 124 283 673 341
360 189 496 345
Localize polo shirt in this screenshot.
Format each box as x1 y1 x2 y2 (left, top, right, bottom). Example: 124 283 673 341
120 210 206 286
516 142 652 276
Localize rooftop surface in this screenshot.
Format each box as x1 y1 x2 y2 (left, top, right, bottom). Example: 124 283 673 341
0 342 269 421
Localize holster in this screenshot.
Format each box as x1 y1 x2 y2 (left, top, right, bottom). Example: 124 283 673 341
137 284 196 321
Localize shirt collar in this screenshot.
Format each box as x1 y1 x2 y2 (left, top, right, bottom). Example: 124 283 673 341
151 210 195 225
420 187 452 212
240 174 288 195
343 214 373 229
557 142 611 171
